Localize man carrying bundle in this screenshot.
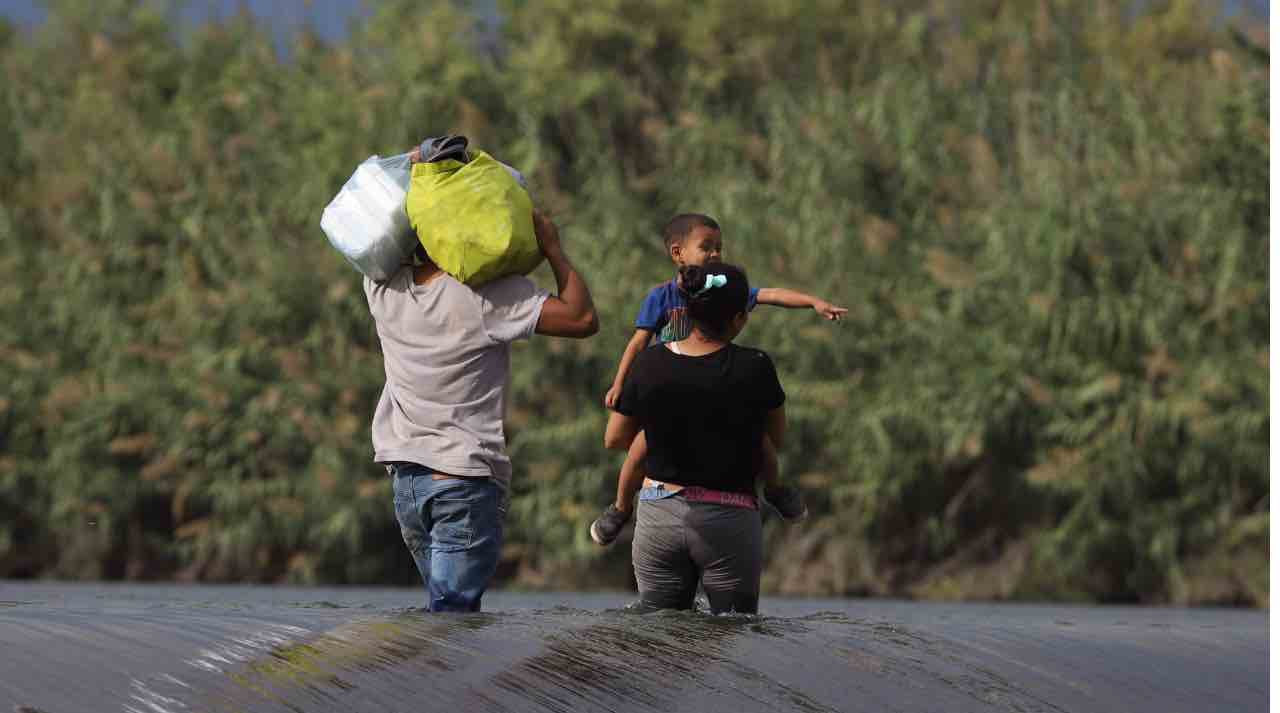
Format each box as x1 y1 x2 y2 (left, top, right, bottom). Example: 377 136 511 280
364 136 598 612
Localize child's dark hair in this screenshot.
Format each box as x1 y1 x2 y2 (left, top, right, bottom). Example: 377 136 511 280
677 263 750 338
662 213 720 249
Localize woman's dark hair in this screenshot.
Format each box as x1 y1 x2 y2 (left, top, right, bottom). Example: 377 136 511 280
677 263 750 338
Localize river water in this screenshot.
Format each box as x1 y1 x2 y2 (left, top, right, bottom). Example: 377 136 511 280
0 581 1265 712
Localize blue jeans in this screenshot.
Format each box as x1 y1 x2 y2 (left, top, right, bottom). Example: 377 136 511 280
388 462 506 612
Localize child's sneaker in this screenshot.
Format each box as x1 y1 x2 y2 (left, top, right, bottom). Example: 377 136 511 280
763 485 808 522
590 505 632 546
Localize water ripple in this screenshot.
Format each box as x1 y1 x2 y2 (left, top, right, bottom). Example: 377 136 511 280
0 587 1266 713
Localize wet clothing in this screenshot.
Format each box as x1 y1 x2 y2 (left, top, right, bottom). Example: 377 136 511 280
366 266 546 612
617 341 785 615
390 462 505 612
635 279 760 343
632 494 763 614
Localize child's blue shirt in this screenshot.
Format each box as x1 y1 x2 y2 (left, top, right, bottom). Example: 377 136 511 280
635 279 761 343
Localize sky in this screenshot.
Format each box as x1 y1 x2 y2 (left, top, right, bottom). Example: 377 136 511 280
0 0 372 44
0 0 1269 48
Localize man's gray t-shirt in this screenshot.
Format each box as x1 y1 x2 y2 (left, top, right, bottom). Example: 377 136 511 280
364 268 549 492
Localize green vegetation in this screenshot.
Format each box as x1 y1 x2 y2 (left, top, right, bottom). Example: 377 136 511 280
0 0 1267 605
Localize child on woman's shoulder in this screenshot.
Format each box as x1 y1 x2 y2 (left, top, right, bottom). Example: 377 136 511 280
591 213 847 546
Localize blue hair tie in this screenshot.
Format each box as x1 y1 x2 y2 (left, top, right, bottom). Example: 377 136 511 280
694 273 728 296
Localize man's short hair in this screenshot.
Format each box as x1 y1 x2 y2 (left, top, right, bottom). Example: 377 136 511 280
662 213 720 248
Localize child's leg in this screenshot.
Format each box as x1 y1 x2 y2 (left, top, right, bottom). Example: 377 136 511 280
591 431 648 546
614 430 648 513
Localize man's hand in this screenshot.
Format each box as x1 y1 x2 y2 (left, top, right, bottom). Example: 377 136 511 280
604 385 622 409
408 145 422 163
813 300 848 321
532 210 598 338
533 210 563 257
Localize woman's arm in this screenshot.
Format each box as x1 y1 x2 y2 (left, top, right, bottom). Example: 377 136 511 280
604 410 642 451
764 406 787 449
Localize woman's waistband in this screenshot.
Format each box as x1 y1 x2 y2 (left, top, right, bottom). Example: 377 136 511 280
641 478 758 510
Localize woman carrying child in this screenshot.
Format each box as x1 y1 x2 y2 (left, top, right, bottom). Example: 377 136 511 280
591 213 845 545
603 263 786 614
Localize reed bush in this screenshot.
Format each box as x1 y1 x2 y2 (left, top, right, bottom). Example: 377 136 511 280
0 0 1266 604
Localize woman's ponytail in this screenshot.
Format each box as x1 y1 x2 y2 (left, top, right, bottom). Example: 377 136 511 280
677 265 709 301
675 263 750 339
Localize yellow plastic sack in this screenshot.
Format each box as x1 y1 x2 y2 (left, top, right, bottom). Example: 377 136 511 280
405 150 542 287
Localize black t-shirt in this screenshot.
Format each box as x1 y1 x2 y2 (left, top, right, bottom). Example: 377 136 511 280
616 342 786 495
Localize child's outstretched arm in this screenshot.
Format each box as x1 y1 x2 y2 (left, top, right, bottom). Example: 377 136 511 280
605 329 654 408
756 288 848 321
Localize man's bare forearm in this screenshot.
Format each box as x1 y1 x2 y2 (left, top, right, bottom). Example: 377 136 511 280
546 244 598 332
532 212 599 337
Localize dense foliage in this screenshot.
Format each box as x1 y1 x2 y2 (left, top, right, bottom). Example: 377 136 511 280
0 0 1267 605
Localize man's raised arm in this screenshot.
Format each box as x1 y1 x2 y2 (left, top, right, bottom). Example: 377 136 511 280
533 211 599 338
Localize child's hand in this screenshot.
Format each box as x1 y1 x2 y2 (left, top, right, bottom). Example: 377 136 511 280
604 385 622 409
814 300 848 321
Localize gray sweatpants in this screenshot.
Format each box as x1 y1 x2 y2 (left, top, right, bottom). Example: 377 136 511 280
631 496 763 614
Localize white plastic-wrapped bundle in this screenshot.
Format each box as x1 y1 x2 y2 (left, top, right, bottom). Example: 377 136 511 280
320 152 417 282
